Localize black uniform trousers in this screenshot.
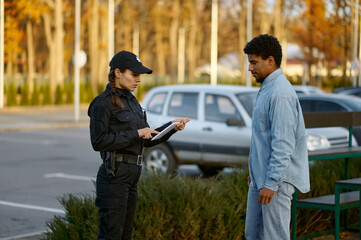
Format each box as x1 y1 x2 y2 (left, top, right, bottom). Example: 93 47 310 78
96 162 142 240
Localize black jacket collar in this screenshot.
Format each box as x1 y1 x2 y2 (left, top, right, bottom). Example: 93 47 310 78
105 83 133 99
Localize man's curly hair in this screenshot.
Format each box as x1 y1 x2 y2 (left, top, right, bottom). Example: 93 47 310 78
243 34 282 67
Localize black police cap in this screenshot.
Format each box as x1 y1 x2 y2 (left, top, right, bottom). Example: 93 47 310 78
109 50 152 74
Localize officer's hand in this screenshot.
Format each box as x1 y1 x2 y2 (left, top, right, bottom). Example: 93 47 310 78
258 187 276 205
138 127 159 139
172 117 190 131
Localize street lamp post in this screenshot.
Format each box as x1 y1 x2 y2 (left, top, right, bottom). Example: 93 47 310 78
0 0 4 108
246 0 253 87
211 0 218 86
178 27 185 84
353 0 359 87
133 25 139 56
74 0 81 121
108 0 114 60
358 4 361 86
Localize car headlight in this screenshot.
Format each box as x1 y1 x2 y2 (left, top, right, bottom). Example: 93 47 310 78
306 134 331 151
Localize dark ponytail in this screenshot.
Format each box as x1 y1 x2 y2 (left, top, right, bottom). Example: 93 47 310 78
108 69 123 109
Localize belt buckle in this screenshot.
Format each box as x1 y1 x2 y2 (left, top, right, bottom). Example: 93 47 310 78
137 155 143 166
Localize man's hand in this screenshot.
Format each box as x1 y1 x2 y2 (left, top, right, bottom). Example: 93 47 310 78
258 187 276 205
137 127 159 139
172 117 190 131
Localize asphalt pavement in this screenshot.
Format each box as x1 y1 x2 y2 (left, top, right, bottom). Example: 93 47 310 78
0 105 91 240
0 105 89 133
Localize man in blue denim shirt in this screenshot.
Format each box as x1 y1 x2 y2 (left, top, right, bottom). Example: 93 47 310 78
243 34 310 239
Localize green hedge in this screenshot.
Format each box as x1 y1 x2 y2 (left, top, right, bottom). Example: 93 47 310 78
4 82 97 106
133 173 248 240
41 84 52 105
20 83 30 106
31 82 41 105
43 171 248 240
43 158 361 239
44 194 98 240
6 82 17 106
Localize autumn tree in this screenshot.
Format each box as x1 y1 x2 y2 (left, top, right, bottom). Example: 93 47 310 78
151 1 167 77
169 0 180 80
291 0 328 84
328 0 352 82
86 0 108 92
15 0 48 93
4 1 23 76
290 0 351 84
42 0 65 94
4 0 356 101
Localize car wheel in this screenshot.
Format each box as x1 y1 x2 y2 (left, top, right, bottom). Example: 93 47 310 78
144 143 178 174
197 165 224 177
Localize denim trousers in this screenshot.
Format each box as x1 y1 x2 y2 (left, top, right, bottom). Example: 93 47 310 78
245 182 295 240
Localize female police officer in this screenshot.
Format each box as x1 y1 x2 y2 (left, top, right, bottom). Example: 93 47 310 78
88 50 189 240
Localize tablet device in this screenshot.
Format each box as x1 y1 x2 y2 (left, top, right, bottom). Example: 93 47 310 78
151 122 179 141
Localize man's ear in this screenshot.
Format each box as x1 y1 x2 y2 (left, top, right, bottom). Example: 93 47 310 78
268 56 275 66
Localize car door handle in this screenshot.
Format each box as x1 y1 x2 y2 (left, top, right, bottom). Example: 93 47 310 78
202 127 212 131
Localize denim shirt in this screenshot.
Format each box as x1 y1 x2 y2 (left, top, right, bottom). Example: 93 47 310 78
249 68 310 193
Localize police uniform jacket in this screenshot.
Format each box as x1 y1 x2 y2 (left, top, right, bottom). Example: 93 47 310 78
88 83 176 161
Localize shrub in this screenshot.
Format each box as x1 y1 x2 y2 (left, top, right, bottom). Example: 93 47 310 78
64 82 74 104
31 82 41 106
55 85 64 105
43 194 98 240
134 172 248 240
79 82 95 103
20 83 30 106
43 171 248 240
42 84 52 105
97 83 105 95
6 82 17 106
86 82 95 103
43 159 361 240
80 83 87 103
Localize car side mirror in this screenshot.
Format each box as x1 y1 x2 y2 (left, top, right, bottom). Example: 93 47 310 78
226 118 245 127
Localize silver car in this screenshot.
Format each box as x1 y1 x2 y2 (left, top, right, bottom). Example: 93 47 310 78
142 84 357 175
292 85 325 95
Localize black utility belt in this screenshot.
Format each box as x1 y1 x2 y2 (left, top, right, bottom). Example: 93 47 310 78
114 154 143 166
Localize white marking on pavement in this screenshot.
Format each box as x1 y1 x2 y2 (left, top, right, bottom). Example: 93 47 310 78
0 200 65 214
44 172 95 182
0 231 46 240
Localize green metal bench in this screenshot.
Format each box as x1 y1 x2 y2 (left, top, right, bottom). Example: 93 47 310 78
291 112 361 240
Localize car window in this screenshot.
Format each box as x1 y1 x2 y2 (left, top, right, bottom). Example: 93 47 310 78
339 96 361 110
314 101 346 112
168 92 198 119
146 92 167 114
236 92 257 117
299 100 313 112
205 94 241 123
353 92 361 98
